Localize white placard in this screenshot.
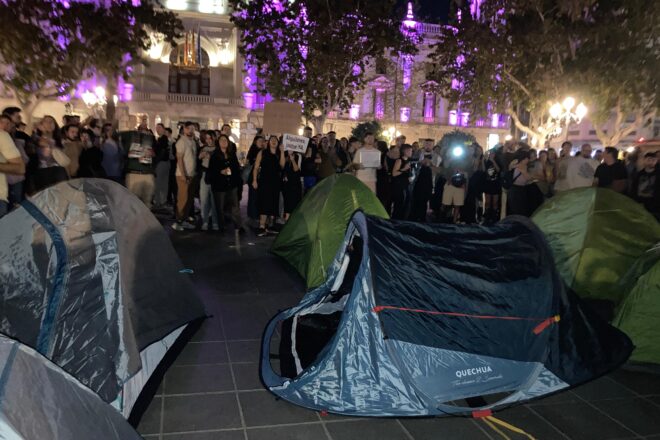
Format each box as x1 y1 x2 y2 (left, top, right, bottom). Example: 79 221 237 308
359 149 381 168
282 133 309 153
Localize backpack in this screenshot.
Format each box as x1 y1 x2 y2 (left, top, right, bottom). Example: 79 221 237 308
501 169 520 190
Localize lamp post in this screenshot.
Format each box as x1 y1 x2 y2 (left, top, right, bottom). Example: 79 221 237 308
80 86 119 119
547 97 588 142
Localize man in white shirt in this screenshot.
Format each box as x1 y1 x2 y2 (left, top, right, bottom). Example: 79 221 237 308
172 122 197 231
0 115 25 218
564 143 599 190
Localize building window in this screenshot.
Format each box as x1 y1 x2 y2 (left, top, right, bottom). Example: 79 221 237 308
569 130 580 136
375 57 387 75
448 110 458 126
374 90 385 120
423 93 435 123
168 48 211 95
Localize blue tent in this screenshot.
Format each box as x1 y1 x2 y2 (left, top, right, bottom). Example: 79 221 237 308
261 212 633 417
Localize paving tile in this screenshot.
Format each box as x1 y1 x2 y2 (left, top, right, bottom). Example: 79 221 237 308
325 419 410 440
233 363 264 391
593 397 660 436
165 364 234 394
496 405 568 440
162 394 242 432
238 390 319 427
247 424 327 440
401 417 492 440
527 389 580 406
174 341 229 366
573 376 637 401
533 401 636 440
137 396 161 435
163 431 245 440
191 318 226 342
609 370 660 396
227 340 262 363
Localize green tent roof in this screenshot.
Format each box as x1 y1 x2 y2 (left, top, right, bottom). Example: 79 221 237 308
532 188 660 302
612 244 660 364
271 174 388 288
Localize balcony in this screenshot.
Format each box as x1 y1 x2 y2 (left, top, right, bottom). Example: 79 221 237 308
132 91 243 106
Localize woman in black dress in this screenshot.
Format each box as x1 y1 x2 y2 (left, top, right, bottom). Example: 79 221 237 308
246 135 265 222
207 134 243 232
252 135 284 236
280 149 302 221
391 144 413 220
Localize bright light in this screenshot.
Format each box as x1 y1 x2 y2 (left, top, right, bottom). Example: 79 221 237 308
563 96 575 111
452 146 465 157
94 86 106 101
627 146 635 153
504 134 513 141
113 95 118 105
81 90 96 107
487 133 500 149
575 103 588 119
638 137 646 143
549 103 563 119
349 104 360 120
298 127 304 136
218 46 232 65
166 0 187 10
148 43 162 60
198 0 214 13
388 126 396 134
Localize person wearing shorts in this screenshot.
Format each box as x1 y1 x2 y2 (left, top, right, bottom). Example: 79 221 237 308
442 170 467 223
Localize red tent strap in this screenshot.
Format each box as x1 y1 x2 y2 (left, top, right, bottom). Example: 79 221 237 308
372 306 560 335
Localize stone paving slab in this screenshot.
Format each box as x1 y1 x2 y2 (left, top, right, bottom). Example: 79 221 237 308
139 213 660 440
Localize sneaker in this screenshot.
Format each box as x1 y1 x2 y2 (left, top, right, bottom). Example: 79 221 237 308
201 222 209 231
212 224 220 231
171 222 184 231
257 227 268 237
267 228 279 235
182 221 196 230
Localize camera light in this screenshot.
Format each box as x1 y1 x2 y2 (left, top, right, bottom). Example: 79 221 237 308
452 146 465 157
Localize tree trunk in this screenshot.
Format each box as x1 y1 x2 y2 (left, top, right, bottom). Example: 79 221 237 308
105 76 118 127
310 115 326 135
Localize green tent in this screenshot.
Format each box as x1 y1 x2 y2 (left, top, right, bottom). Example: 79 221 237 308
272 174 388 288
532 187 660 302
612 244 660 364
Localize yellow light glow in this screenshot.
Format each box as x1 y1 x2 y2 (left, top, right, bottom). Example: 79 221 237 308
549 103 562 119
575 103 587 119
166 0 187 10
504 134 513 141
562 96 575 111
218 47 232 65
148 43 162 60
94 86 106 101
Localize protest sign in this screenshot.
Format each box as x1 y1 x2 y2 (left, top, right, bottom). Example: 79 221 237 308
282 133 309 153
262 101 303 135
359 149 381 168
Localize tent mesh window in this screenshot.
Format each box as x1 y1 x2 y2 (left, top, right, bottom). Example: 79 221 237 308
278 235 364 379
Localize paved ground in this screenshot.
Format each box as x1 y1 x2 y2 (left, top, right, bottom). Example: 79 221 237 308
138 207 660 440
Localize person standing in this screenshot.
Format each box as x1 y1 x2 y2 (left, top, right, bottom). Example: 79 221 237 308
208 134 243 233
507 150 533 216
0 115 25 218
253 135 283 236
630 152 659 219
246 135 265 223
553 141 574 192
410 139 439 222
153 123 171 208
62 124 83 178
280 149 302 221
77 128 106 178
594 147 628 193
198 131 220 231
351 133 380 193
125 129 155 209
562 143 599 190
100 124 123 183
172 122 197 231
483 149 502 223
391 144 413 220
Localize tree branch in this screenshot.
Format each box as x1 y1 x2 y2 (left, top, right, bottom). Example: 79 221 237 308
502 69 533 99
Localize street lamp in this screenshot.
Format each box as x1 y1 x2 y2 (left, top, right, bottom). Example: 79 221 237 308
547 97 587 139
381 126 401 144
80 86 119 118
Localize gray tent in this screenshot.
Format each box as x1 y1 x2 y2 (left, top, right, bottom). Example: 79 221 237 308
0 179 206 417
0 334 141 439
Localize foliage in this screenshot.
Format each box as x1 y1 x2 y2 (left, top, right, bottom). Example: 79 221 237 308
437 129 477 171
351 120 384 141
437 129 476 150
0 0 182 117
229 0 418 131
431 0 659 146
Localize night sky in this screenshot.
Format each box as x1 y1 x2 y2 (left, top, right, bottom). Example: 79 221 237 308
397 0 452 23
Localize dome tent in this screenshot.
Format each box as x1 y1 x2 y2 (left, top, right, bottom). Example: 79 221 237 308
0 335 141 439
261 213 632 417
612 244 660 364
271 174 388 289
532 187 660 303
0 179 206 418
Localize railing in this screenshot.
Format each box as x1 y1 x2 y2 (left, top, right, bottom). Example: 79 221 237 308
167 93 214 104
416 23 443 35
132 92 243 107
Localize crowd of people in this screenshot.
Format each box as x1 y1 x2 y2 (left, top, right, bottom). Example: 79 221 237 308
0 107 657 228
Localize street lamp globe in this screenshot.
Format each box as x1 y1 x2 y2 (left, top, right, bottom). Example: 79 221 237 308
549 102 563 119
575 103 588 120
562 96 575 111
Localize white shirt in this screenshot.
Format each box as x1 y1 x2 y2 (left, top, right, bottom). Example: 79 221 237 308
0 131 20 202
175 136 197 177
353 147 378 182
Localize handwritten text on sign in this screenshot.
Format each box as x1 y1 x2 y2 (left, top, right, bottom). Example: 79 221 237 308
282 134 309 153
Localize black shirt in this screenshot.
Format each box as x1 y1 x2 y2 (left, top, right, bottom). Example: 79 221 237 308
594 161 627 188
631 166 660 214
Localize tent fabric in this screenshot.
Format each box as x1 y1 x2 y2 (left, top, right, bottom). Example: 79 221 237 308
0 335 141 439
612 244 660 364
0 179 206 415
261 212 633 417
532 187 660 302
271 174 388 289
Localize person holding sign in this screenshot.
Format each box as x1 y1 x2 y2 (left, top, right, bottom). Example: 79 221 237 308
280 149 302 221
350 132 381 193
253 135 284 236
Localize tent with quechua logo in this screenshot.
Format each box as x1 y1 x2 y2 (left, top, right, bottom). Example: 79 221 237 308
261 212 633 417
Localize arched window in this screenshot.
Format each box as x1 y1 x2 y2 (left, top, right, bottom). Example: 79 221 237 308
168 47 211 95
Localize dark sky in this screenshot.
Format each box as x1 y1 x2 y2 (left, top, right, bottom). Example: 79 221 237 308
397 0 451 23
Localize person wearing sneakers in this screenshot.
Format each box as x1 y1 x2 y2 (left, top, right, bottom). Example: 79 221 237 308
172 122 197 231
